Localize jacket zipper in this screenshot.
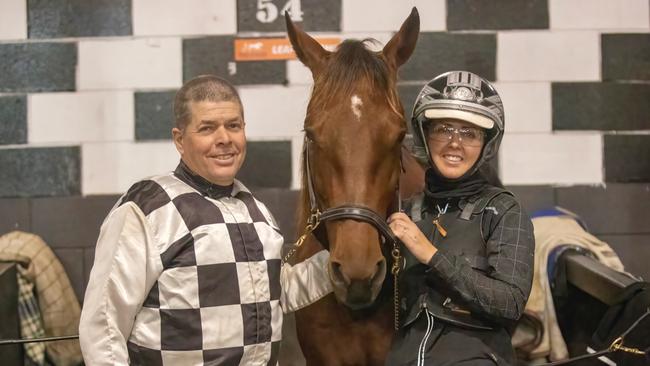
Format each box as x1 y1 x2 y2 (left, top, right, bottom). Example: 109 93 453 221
417 304 434 366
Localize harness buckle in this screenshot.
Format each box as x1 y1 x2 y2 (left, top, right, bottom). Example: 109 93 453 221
307 210 321 229
391 247 401 276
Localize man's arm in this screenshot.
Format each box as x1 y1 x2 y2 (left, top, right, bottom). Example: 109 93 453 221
279 250 333 313
79 203 154 365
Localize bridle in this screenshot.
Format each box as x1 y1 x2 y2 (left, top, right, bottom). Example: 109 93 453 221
284 137 404 330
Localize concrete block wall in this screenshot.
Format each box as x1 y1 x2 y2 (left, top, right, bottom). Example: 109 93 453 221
0 0 649 301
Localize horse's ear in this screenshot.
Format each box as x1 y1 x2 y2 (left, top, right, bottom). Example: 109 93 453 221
382 7 420 69
285 11 329 76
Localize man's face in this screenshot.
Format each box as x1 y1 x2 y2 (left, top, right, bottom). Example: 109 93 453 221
172 100 246 186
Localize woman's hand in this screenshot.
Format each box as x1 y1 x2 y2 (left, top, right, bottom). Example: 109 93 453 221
388 212 437 264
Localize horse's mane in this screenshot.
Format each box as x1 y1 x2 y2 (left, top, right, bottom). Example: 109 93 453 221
295 39 405 242
306 39 401 118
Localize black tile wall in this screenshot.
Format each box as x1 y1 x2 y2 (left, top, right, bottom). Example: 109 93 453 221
250 188 280 213
604 135 650 183
183 36 286 85
0 43 76 93
0 95 27 145
553 83 650 131
31 195 118 249
84 248 96 295
556 184 650 235
275 189 300 241
0 147 81 198
400 33 497 82
237 0 341 32
0 199 30 235
447 0 549 30
135 91 177 140
28 0 131 38
252 188 300 241
238 141 292 188
279 313 305 365
53 248 85 302
397 83 422 123
0 263 22 364
602 33 650 81
506 185 555 214
599 234 650 281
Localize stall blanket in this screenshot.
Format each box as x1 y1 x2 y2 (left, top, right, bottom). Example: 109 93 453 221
0 231 82 366
512 210 625 362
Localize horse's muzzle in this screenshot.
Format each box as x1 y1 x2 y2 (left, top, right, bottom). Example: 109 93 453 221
329 257 387 309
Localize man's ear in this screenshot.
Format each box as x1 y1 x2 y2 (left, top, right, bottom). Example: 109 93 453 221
172 127 184 155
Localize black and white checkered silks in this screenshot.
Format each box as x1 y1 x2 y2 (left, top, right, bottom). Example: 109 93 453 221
111 173 285 365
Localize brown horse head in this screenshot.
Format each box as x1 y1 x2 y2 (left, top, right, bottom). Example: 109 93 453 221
287 9 419 309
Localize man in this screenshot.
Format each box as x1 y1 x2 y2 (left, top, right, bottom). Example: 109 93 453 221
79 75 331 365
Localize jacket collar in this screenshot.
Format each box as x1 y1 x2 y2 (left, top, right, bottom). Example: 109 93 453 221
174 160 236 200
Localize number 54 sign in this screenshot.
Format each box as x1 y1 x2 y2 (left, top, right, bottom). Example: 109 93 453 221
256 0 303 23
237 0 341 32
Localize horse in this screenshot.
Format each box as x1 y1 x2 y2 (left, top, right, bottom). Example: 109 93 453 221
285 8 421 365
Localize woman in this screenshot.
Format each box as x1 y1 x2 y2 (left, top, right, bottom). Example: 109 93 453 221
386 71 535 365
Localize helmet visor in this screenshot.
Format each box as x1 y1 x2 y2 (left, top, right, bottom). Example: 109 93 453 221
424 108 494 129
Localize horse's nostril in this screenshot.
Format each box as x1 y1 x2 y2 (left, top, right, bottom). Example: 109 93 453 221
372 258 387 285
330 261 349 285
377 258 386 272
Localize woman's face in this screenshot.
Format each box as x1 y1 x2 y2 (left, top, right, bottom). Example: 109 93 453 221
426 119 486 179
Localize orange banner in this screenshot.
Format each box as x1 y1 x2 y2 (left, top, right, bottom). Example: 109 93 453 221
234 37 341 61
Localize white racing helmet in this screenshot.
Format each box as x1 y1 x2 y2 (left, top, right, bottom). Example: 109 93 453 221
410 71 505 176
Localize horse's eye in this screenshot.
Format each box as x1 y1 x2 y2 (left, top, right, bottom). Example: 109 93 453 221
304 127 316 141
397 129 406 143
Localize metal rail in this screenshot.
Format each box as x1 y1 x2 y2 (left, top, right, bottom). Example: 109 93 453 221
562 250 638 306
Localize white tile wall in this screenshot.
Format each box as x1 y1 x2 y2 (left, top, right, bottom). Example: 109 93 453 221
291 135 304 190
287 60 314 86
0 0 27 40
286 32 392 85
82 141 179 195
500 132 603 185
342 0 445 32
78 38 182 90
550 0 650 31
239 85 311 139
494 82 552 133
132 0 237 36
29 91 134 143
498 31 600 82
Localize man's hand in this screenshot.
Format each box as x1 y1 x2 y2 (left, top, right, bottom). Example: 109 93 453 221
388 212 437 264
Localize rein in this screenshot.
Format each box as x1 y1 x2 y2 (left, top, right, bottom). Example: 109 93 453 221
283 137 404 331
540 308 650 365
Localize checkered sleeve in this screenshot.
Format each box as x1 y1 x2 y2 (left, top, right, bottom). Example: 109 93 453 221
427 194 535 322
79 202 157 366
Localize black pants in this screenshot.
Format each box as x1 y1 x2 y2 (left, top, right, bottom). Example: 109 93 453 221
385 312 514 366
